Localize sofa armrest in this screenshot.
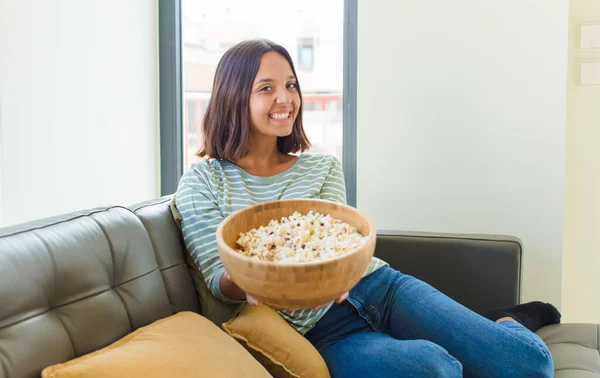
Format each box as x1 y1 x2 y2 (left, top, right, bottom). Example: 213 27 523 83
374 231 522 315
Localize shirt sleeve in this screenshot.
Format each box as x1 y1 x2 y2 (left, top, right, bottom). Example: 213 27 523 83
319 156 348 205
174 165 244 304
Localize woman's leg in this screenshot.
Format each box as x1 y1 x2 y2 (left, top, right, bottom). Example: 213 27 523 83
319 332 463 378
306 297 462 377
352 267 554 378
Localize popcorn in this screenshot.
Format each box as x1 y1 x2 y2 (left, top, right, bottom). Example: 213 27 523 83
235 211 367 263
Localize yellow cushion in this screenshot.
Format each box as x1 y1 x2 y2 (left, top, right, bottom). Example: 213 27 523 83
42 312 272 378
222 305 330 378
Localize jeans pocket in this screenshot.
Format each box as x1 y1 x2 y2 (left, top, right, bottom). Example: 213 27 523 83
346 295 380 331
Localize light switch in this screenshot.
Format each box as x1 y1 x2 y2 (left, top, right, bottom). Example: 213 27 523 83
580 61 600 86
580 24 600 49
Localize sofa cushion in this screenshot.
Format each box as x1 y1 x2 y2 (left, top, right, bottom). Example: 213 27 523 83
537 323 600 377
0 206 173 378
41 312 272 378
223 304 330 378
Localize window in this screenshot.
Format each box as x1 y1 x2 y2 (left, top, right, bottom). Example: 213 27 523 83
181 0 345 169
297 38 315 70
159 0 357 205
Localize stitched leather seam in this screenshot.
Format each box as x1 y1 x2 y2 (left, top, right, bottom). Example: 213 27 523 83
89 215 117 289
544 341 597 348
554 367 599 373
0 345 11 377
0 197 172 241
0 206 133 239
376 231 522 246
159 263 186 272
0 267 159 332
51 311 76 357
130 197 171 213
94 212 141 331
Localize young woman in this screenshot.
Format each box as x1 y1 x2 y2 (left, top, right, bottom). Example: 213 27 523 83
174 39 560 378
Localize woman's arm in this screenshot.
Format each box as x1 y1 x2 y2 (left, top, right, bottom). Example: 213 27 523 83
175 166 245 303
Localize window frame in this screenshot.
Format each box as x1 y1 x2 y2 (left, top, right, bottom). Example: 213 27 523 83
158 0 183 196
342 0 358 207
158 0 358 207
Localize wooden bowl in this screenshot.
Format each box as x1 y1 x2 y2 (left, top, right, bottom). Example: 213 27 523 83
216 199 376 310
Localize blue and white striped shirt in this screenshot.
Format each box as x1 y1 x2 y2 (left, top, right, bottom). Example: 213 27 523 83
174 153 387 334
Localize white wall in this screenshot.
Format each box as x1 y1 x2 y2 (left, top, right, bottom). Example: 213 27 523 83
357 0 568 307
0 0 160 227
0 113 3 227
562 0 600 323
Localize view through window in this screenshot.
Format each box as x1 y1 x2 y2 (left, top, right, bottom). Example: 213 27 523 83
181 0 344 170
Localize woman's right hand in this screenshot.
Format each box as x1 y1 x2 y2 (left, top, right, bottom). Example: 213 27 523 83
221 272 348 310
245 293 261 306
222 271 261 306
222 272 346 310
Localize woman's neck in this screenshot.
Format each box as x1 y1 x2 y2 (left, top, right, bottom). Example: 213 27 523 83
235 135 297 176
242 141 280 166
239 134 281 166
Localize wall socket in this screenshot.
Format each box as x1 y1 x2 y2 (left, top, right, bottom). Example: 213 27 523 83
580 24 600 49
580 61 600 86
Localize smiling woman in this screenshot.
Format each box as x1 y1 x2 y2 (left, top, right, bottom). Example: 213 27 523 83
173 39 560 378
197 41 311 174
175 36 381 327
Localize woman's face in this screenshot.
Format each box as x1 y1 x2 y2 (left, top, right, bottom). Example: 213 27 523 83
249 51 301 139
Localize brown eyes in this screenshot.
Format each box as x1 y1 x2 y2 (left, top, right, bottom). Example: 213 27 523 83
259 83 297 92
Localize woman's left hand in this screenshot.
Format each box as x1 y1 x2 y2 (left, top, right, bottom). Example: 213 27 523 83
312 291 349 310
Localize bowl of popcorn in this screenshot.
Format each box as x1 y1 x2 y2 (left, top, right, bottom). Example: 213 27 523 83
216 199 376 310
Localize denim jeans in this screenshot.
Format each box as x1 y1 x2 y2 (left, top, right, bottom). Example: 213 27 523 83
305 267 554 378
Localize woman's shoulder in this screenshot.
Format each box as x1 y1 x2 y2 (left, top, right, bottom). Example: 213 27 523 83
299 152 340 169
178 158 227 191
185 157 227 177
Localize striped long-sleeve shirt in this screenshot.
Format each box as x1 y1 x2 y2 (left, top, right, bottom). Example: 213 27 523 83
174 153 388 334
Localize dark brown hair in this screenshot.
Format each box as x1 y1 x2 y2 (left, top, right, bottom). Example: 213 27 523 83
197 39 311 162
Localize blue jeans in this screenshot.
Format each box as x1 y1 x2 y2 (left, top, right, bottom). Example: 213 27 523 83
305 267 553 378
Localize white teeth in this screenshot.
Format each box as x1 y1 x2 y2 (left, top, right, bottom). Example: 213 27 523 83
270 112 290 120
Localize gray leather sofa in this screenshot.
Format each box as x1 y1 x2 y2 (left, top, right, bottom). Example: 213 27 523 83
0 196 596 377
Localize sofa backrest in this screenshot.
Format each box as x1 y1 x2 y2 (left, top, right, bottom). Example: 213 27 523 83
0 197 199 378
130 197 200 314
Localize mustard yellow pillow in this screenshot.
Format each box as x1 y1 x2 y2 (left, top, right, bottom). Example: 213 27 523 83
42 312 272 378
222 305 330 378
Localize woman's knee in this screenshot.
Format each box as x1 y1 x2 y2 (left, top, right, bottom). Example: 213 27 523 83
482 339 554 378
415 340 463 378
519 345 554 378
500 330 554 378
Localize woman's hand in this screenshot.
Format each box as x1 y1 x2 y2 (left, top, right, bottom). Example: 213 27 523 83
311 291 350 310
223 271 349 310
245 293 261 306
220 271 248 301
222 271 262 305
